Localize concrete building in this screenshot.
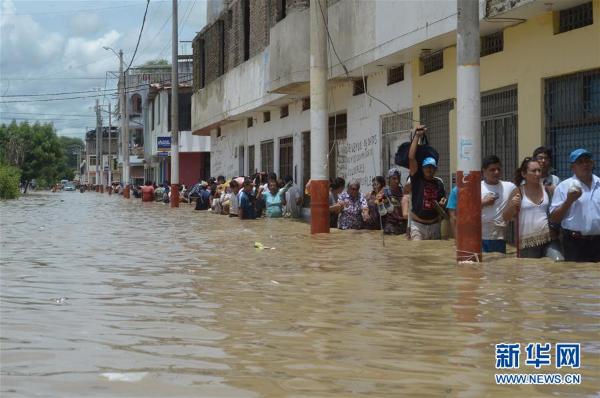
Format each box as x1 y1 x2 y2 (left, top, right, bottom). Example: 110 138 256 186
147 81 211 186
192 0 599 192
82 127 119 185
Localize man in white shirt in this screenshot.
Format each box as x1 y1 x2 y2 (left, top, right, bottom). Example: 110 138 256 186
481 155 517 254
281 175 303 218
549 149 600 262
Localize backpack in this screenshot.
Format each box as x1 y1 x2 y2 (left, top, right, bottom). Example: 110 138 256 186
395 133 439 169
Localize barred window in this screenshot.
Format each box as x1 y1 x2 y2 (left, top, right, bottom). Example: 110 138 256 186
557 2 593 33
248 145 255 174
387 65 404 85
302 97 310 111
247 117 253 128
260 140 274 173
279 137 293 178
263 111 271 123
280 105 289 118
353 77 367 96
481 31 504 57
420 51 443 75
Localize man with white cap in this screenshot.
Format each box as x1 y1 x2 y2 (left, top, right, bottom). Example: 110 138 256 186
408 126 447 240
549 148 600 262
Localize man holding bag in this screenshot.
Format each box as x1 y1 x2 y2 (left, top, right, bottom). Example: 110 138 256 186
408 126 447 240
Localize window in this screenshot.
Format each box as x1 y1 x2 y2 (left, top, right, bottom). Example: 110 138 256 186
260 140 274 173
381 111 413 179
280 105 289 118
216 127 221 138
248 145 255 174
353 78 367 96
242 0 250 61
89 155 96 166
277 0 287 22
302 131 310 206
481 31 504 57
263 111 271 123
279 137 293 178
545 69 600 179
157 94 161 125
151 101 154 130
131 94 142 114
238 146 245 176
387 65 404 85
218 20 225 76
247 117 253 128
557 2 593 33
199 39 206 88
302 97 310 111
328 114 347 180
420 51 443 75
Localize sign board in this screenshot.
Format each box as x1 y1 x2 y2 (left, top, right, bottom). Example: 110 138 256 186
157 151 170 157
157 137 171 151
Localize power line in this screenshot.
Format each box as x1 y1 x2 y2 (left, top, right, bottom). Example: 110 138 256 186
4 3 147 16
126 0 152 71
0 112 93 117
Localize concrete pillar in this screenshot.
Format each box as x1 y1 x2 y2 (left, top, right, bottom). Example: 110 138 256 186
309 0 329 234
456 0 482 262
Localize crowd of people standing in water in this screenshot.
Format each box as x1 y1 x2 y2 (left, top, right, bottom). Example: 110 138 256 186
85 126 598 263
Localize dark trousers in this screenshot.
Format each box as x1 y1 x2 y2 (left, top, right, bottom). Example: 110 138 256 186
562 231 600 262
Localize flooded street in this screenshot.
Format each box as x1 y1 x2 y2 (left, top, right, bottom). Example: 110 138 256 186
1 191 598 397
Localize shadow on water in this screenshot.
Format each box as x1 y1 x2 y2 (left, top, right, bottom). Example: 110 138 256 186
0 191 598 397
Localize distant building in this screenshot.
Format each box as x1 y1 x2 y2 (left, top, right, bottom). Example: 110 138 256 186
82 127 119 185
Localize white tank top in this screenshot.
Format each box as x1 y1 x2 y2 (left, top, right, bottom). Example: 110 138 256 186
519 186 550 248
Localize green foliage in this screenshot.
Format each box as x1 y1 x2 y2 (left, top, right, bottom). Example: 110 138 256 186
58 135 84 171
0 121 69 187
0 165 21 199
141 59 169 67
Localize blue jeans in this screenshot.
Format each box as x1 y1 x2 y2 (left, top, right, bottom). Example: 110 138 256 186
482 239 506 254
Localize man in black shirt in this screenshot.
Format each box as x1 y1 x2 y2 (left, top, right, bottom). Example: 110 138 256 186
408 126 447 240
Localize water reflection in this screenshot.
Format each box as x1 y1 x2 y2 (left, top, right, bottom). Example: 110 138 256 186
0 191 598 397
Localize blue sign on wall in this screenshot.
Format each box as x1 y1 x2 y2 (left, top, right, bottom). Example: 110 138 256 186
157 137 171 151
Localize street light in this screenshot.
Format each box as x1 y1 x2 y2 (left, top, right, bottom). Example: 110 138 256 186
103 46 130 198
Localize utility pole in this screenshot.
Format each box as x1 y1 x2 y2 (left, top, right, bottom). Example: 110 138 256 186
120 49 130 198
108 102 112 194
170 0 180 207
309 0 329 234
456 0 482 262
95 99 101 192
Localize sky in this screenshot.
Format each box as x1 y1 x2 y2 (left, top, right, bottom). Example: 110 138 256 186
0 0 207 140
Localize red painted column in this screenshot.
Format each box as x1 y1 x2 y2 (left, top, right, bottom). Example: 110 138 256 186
456 171 482 262
310 180 329 234
170 184 179 207
123 185 130 199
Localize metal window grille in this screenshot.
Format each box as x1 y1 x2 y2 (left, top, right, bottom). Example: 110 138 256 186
419 100 453 189
558 2 593 33
302 131 311 206
329 114 348 179
481 86 518 182
381 111 413 179
248 145 255 174
545 68 600 180
247 117 253 128
279 137 293 178
420 51 443 75
263 111 271 123
481 31 504 57
353 78 367 96
387 65 404 85
280 105 289 118
302 97 310 111
260 140 274 173
238 145 245 176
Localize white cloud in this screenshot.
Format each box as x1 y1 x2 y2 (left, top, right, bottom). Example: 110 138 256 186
69 12 101 36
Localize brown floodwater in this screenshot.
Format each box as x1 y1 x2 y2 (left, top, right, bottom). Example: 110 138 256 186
1 191 598 397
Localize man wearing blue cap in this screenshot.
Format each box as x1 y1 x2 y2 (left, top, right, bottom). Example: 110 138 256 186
408 126 447 240
549 149 600 262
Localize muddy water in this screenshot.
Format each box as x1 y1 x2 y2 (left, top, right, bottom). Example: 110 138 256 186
0 191 598 397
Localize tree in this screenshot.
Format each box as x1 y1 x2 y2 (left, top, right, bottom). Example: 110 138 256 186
58 135 84 171
0 121 67 192
141 59 169 67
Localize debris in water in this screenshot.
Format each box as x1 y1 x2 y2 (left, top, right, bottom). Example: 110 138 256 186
101 372 148 382
38 227 45 231
52 297 67 305
270 280 280 285
254 242 275 250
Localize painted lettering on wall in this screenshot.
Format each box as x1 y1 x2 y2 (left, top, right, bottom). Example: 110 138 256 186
344 134 378 189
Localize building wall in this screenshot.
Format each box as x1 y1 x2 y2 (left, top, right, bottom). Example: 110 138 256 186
180 152 207 187
412 0 600 172
208 63 413 191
